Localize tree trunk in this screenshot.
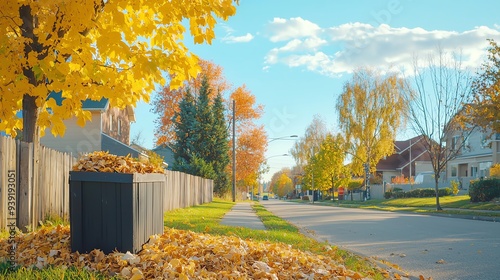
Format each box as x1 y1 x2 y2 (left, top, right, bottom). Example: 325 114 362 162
20 4 42 144
435 179 442 211
22 94 38 143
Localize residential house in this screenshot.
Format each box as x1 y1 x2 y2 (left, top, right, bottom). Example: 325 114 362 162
376 135 433 184
151 144 175 170
129 142 173 169
40 94 140 158
446 127 500 186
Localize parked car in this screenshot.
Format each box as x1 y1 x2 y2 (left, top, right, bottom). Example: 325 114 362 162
414 171 435 184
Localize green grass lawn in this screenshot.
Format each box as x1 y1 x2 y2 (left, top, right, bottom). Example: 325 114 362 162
0 263 122 280
305 195 500 216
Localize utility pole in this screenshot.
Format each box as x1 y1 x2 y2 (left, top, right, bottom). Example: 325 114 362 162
409 138 413 185
232 100 236 202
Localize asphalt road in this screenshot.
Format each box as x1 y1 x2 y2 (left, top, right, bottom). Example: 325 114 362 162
261 199 500 280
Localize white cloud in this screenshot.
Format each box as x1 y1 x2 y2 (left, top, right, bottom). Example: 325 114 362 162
267 17 321 42
263 20 500 76
222 33 254 43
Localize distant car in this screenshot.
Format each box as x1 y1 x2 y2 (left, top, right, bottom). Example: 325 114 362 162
262 195 269 200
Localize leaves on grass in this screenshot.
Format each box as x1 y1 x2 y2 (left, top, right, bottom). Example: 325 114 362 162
1 225 376 279
72 151 165 174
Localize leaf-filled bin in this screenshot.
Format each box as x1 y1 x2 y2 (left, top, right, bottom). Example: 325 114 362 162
70 151 166 254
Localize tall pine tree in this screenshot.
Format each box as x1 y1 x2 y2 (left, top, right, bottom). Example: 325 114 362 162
211 92 231 195
172 90 198 173
189 76 217 179
172 75 230 196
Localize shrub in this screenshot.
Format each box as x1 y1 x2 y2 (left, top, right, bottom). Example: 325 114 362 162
450 180 460 195
348 178 364 190
384 188 452 199
469 178 500 202
391 175 407 184
302 195 310 201
384 191 392 199
438 188 452 197
490 164 500 178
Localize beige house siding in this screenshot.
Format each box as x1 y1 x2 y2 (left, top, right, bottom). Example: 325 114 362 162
40 111 103 157
102 106 131 145
446 128 499 187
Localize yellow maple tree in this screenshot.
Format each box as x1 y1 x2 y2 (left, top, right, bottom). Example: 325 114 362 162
336 68 408 176
0 0 238 142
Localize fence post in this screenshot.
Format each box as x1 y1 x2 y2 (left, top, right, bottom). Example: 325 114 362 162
17 142 33 231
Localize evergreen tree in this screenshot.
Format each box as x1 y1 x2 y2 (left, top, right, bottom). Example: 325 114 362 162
171 75 231 197
211 92 231 196
194 76 215 162
172 90 197 173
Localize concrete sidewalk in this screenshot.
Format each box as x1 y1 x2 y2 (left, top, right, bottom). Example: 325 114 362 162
220 203 266 230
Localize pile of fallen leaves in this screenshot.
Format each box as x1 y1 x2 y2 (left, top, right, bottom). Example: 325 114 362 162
72 151 165 174
0 225 370 279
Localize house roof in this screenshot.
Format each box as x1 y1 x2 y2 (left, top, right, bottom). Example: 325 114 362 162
48 91 109 111
376 135 430 172
47 91 135 121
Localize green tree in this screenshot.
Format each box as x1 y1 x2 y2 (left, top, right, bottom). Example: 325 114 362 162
172 76 231 196
211 92 231 196
172 91 198 174
336 68 408 198
193 76 215 161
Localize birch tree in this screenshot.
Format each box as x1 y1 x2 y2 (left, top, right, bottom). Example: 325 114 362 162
336 68 408 199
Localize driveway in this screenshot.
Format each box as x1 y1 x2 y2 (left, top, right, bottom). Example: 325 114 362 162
261 199 500 280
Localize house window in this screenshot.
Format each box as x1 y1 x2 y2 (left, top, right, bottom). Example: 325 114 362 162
451 135 460 151
451 165 457 177
118 119 121 136
461 135 470 152
479 161 492 178
471 166 478 178
109 116 113 131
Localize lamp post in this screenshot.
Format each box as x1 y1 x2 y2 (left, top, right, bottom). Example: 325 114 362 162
232 100 236 202
268 135 298 143
266 153 289 160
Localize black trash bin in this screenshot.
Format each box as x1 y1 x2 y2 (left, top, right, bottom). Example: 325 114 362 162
69 171 165 254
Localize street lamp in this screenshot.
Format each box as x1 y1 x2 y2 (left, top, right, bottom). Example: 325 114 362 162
268 135 298 143
266 153 289 160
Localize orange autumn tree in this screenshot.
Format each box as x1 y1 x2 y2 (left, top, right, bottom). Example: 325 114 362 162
234 125 267 194
153 59 232 144
153 59 267 191
229 84 266 193
0 1 238 144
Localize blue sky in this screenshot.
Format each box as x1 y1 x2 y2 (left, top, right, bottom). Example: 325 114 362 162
131 0 500 181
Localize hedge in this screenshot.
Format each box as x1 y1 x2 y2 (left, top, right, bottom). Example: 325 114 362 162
469 178 500 202
385 188 452 199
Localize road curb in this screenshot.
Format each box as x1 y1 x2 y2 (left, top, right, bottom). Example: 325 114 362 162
425 212 500 222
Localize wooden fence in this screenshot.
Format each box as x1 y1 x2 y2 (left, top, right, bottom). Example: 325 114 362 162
0 135 213 231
